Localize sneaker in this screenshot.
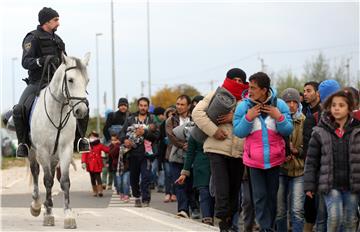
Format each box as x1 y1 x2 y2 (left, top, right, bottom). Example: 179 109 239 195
176 210 189 218
142 201 150 207
16 143 29 158
191 208 201 219
170 195 177 202
134 198 142 207
164 194 171 203
77 138 90 153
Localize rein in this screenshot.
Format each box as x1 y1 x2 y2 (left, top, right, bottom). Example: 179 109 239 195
43 65 88 156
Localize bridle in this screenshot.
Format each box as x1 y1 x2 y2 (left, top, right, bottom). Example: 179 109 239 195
43 64 88 156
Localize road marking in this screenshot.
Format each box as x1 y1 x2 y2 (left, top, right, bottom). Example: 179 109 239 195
4 178 23 189
121 207 192 231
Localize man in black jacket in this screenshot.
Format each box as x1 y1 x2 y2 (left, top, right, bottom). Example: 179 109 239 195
121 97 159 207
13 7 90 157
103 97 129 143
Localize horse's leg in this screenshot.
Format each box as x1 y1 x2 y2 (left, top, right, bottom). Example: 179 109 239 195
60 151 77 229
42 163 55 226
29 153 41 217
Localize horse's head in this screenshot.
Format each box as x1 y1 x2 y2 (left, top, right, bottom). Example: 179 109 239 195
60 53 90 119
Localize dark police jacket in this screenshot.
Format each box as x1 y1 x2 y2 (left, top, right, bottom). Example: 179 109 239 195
22 25 65 84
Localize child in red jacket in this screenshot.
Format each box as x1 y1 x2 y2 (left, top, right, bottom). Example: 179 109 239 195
82 131 110 197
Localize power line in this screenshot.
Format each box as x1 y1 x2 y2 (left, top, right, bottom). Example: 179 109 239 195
154 43 357 83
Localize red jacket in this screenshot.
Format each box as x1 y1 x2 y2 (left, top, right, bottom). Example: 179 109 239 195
108 143 120 171
82 143 110 173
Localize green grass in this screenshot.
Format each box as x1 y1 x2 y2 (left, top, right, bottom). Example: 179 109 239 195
1 152 81 170
1 157 26 170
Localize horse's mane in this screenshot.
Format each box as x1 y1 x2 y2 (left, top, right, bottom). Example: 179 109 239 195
66 56 87 77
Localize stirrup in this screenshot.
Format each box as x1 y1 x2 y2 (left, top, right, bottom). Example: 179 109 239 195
16 143 29 158
77 138 90 153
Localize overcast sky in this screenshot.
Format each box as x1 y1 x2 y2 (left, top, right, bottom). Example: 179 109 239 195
1 0 359 116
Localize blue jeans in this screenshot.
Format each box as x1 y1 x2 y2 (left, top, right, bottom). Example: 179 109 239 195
151 159 159 185
231 211 239 232
323 189 359 232
249 166 279 231
198 186 214 219
276 175 305 232
114 171 130 195
164 161 174 195
316 193 327 232
170 162 192 213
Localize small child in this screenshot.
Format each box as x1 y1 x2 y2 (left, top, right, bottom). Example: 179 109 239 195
108 134 121 194
82 131 110 197
115 144 131 203
304 90 360 231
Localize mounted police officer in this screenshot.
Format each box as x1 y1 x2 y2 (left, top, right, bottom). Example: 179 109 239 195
13 7 90 157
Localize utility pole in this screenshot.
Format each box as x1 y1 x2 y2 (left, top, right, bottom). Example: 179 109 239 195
111 0 116 110
141 81 145 97
146 0 152 100
95 33 103 133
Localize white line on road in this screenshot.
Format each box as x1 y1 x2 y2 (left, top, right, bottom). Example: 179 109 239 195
4 178 23 189
120 207 195 231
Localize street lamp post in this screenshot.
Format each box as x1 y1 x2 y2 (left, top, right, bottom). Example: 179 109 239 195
11 57 18 106
95 33 103 133
146 0 152 99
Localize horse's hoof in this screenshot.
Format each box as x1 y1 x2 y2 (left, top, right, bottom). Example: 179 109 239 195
43 214 55 226
30 205 41 217
64 217 77 229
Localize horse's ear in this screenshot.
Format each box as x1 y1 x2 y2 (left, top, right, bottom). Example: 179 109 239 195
61 52 70 65
82 52 91 66
61 52 67 65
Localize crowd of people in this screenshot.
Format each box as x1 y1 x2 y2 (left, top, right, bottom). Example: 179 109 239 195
80 67 360 232
10 6 360 232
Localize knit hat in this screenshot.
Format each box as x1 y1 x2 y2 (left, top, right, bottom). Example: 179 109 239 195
38 7 59 25
192 95 204 104
318 80 341 102
281 88 301 105
153 106 165 116
226 68 247 83
117 97 128 107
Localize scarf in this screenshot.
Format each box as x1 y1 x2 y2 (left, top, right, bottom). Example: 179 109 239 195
222 78 249 101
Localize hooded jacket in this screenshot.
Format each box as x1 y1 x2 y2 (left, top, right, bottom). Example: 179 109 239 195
304 113 360 194
233 88 293 169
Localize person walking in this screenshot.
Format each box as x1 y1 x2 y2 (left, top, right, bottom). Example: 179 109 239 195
81 131 110 197
166 94 198 218
192 68 249 231
276 88 306 232
304 89 360 232
121 97 159 207
233 72 293 231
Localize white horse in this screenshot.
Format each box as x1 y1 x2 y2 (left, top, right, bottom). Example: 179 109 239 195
29 53 90 229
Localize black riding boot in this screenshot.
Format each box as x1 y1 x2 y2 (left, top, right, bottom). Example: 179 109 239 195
75 114 90 153
13 104 29 157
